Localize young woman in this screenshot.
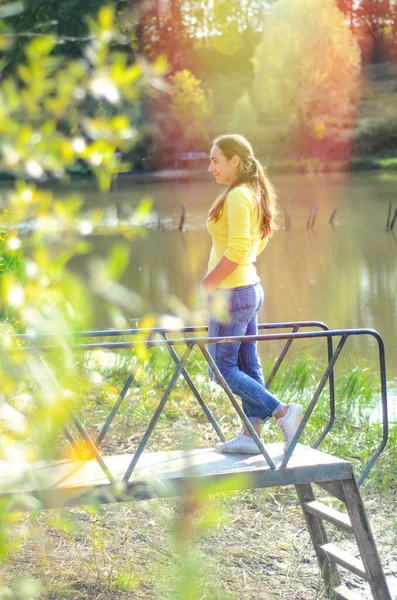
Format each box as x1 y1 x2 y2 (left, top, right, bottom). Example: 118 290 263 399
203 134 302 454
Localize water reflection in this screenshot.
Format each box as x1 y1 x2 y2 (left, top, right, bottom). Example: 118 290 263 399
66 172 397 384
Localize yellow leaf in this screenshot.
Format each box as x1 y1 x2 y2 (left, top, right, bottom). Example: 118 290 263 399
110 115 129 131
314 121 326 139
153 55 168 75
135 341 149 363
122 65 141 84
98 6 114 31
26 37 56 60
140 315 156 331
60 140 74 163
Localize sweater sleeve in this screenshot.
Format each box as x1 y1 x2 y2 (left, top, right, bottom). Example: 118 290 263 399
223 188 252 264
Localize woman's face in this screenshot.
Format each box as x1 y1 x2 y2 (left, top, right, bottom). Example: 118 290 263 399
208 145 240 185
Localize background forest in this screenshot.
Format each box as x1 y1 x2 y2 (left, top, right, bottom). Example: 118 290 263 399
4 0 397 171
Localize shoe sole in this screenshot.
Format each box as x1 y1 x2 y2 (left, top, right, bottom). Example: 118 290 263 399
214 445 262 455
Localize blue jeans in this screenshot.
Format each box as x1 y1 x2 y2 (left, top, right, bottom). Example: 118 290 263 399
208 283 282 424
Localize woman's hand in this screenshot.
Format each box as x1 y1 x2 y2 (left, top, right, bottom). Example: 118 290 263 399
203 256 239 293
202 274 217 294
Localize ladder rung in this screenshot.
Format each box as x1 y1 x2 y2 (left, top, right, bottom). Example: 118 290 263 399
304 500 353 532
334 585 363 600
321 543 368 580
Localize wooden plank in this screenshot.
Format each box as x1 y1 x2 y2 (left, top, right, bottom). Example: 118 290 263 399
296 483 341 594
0 443 354 510
334 585 364 600
304 500 353 532
315 480 346 502
321 543 367 580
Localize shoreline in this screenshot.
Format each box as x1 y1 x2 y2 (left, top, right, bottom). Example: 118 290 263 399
78 156 397 182
0 157 397 185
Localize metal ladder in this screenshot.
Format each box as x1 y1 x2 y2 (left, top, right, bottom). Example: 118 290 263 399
296 476 391 600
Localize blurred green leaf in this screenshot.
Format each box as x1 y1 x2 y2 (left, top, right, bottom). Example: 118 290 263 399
133 197 153 225
106 244 130 280
26 36 56 59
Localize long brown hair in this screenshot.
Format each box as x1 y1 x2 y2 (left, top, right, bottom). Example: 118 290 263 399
208 134 279 239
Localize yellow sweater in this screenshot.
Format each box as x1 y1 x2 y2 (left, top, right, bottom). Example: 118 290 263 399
206 184 268 289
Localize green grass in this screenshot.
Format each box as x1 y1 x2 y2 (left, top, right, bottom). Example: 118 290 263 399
350 156 397 171
0 209 24 324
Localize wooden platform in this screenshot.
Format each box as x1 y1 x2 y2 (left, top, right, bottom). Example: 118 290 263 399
1 444 392 599
0 443 354 511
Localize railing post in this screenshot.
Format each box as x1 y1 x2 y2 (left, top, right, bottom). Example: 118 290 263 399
200 345 276 470
123 344 193 483
280 335 348 469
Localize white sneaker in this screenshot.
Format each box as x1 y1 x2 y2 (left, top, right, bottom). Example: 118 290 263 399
276 403 303 452
215 430 262 454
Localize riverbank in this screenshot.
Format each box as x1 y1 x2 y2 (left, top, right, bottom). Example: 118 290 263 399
1 156 397 186
63 156 397 182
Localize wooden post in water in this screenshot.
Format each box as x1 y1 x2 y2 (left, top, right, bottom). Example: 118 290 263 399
329 209 337 226
284 204 291 230
389 207 397 232
307 202 320 229
386 202 392 230
179 204 186 232
306 206 312 229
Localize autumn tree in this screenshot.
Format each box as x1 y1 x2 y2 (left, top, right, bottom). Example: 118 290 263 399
336 0 397 63
152 69 213 166
133 0 194 70
231 0 361 161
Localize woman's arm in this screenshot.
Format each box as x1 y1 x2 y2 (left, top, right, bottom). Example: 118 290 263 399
203 188 251 292
202 255 239 292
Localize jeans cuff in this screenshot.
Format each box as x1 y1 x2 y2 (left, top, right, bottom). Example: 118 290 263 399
248 416 266 425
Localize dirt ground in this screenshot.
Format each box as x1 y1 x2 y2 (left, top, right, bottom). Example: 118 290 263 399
4 484 397 600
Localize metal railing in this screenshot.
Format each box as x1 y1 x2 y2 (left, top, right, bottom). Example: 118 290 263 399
17 321 389 487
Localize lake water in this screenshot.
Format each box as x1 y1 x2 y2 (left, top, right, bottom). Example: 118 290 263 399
3 170 394 395
67 170 397 396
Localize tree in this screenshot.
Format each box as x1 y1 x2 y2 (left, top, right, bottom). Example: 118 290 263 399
152 69 213 166
182 0 271 42
336 0 397 63
134 0 194 70
4 1 125 62
231 0 361 161
354 0 397 62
